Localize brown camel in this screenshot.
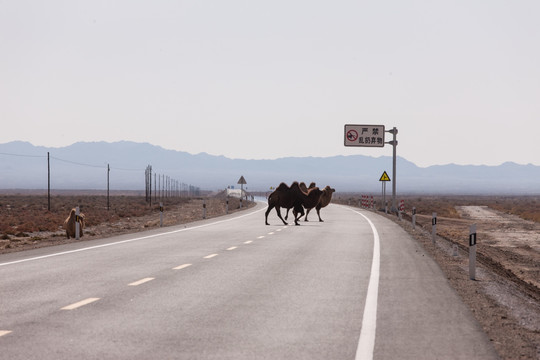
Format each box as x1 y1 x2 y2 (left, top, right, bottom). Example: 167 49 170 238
64 208 85 239
286 182 316 221
305 185 335 222
265 182 323 226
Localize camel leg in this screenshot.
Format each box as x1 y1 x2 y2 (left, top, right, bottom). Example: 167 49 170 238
275 207 288 225
285 208 290 221
265 205 275 225
295 207 305 225
317 208 324 222
304 208 311 222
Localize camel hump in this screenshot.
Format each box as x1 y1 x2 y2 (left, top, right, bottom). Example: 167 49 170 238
289 182 304 193
275 182 289 191
309 182 316 188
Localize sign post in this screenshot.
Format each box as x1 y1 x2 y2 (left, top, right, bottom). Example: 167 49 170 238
379 171 390 211
387 127 398 212
237 176 247 208
345 124 398 212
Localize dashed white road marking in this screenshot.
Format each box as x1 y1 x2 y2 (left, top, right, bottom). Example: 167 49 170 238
61 297 100 310
0 206 267 268
244 240 253 244
267 232 275 235
257 236 265 239
226 246 237 251
173 263 192 270
276 229 282 232
0 331 12 337
128 277 155 286
204 254 218 259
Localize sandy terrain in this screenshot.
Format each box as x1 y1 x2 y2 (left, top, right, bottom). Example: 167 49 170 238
398 205 540 360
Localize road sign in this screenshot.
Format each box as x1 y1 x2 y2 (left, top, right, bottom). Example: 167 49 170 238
237 176 247 185
379 171 391 182
344 124 385 147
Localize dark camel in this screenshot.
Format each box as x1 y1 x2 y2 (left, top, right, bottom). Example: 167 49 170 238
305 185 336 222
285 182 316 221
265 182 323 225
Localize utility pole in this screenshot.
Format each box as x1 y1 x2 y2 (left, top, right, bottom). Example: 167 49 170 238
47 152 51 211
107 164 110 211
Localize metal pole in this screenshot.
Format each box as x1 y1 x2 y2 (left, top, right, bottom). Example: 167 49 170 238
391 127 398 212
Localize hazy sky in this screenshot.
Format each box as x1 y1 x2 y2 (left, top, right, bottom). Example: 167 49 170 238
1 1 539 167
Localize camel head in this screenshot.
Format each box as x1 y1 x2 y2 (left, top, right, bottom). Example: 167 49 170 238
323 186 336 194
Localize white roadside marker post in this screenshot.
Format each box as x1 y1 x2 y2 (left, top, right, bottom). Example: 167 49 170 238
469 224 477 280
203 200 207 219
432 212 437 243
226 198 229 214
412 207 416 230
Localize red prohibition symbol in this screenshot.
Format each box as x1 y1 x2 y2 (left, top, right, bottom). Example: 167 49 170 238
347 129 359 142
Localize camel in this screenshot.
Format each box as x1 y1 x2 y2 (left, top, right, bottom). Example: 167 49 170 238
64 208 85 239
265 182 323 226
285 182 316 221
305 185 335 222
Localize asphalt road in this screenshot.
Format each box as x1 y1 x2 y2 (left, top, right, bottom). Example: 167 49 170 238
0 202 498 359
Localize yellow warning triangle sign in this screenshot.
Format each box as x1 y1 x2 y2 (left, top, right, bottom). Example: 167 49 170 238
379 171 391 182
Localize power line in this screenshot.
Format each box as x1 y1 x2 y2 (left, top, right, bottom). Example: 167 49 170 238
0 152 45 158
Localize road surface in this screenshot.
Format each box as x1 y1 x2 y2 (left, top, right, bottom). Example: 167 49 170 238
0 202 498 359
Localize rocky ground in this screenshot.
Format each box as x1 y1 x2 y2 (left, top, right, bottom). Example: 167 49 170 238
390 206 540 360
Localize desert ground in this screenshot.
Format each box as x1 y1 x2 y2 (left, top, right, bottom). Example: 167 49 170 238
1 192 539 359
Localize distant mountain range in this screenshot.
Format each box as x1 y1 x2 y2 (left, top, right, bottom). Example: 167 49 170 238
1 141 539 194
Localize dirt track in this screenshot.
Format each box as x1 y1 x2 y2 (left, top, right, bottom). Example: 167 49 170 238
396 205 540 360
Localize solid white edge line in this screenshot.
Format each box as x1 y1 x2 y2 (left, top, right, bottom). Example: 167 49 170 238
348 207 380 360
0 205 267 267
